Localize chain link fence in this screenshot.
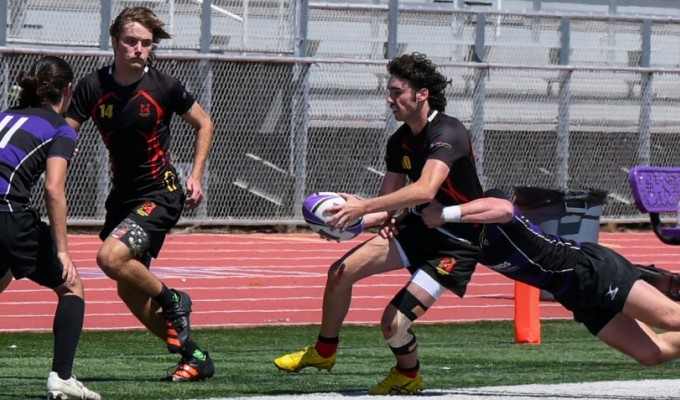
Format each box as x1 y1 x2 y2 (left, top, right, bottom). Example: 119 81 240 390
3 1 680 225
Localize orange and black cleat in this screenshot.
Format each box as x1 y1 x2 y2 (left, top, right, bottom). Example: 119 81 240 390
164 289 192 353
162 352 215 382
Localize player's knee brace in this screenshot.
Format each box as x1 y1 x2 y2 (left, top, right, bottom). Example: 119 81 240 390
385 289 429 355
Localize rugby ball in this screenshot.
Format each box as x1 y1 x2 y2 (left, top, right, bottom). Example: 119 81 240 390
302 192 364 241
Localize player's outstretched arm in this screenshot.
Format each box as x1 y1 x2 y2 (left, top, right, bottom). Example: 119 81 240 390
44 156 77 286
181 102 213 209
422 198 514 228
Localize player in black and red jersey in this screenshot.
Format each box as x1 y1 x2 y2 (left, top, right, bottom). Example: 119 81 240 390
0 56 100 399
66 7 214 382
275 53 483 394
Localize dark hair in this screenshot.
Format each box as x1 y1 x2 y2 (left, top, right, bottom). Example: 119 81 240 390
109 7 171 43
387 52 451 112
16 56 73 108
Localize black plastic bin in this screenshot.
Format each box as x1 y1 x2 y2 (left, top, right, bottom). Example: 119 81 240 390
514 186 608 243
513 186 609 300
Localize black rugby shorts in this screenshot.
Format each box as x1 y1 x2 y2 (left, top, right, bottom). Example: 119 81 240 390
396 213 481 297
0 211 65 288
100 189 185 258
557 242 642 335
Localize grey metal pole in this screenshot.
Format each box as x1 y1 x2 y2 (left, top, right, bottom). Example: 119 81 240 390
242 0 249 47
531 0 541 43
386 0 398 59
0 0 7 47
384 0 398 140
609 0 618 14
370 0 382 60
470 13 487 188
290 0 310 217
474 12 486 62
296 0 309 57
200 0 212 53
9 0 25 38
1 57 8 111
471 66 487 189
555 16 571 190
95 1 114 218
196 0 212 217
100 0 112 50
638 19 653 166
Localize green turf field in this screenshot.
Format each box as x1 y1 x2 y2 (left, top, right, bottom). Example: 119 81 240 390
1 321 677 399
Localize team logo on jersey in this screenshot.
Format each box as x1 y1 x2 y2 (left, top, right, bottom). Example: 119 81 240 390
491 261 518 273
164 170 178 192
139 103 151 117
606 284 619 300
436 257 457 275
401 155 411 170
136 201 157 217
429 142 453 152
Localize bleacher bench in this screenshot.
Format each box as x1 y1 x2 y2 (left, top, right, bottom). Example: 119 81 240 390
628 166 680 245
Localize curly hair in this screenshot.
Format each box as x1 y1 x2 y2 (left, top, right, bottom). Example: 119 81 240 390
387 52 451 112
16 56 73 109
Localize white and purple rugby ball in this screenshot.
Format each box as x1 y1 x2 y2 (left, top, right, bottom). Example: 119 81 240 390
302 192 364 241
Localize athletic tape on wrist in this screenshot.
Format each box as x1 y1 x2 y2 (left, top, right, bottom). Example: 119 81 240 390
442 205 462 223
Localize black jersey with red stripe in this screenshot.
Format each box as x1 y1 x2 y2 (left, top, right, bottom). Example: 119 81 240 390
385 111 482 206
67 65 195 195
385 111 483 242
0 107 77 212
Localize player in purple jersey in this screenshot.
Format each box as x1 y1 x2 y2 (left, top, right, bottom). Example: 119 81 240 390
275 53 483 394
423 189 680 366
66 7 214 382
0 56 100 400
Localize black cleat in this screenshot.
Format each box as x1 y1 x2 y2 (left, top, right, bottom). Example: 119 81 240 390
162 352 215 382
164 289 192 353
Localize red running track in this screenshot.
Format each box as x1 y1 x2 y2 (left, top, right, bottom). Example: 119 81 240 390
1 231 678 332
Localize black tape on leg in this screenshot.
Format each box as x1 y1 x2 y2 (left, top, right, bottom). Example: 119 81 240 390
389 332 417 356
390 289 429 321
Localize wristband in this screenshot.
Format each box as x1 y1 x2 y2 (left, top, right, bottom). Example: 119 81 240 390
441 205 462 223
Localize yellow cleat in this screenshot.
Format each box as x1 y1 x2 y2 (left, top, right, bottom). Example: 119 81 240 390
368 366 424 395
274 346 336 373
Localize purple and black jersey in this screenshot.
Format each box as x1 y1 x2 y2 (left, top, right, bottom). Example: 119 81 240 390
479 200 643 335
0 107 77 212
67 65 195 195
480 208 581 296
